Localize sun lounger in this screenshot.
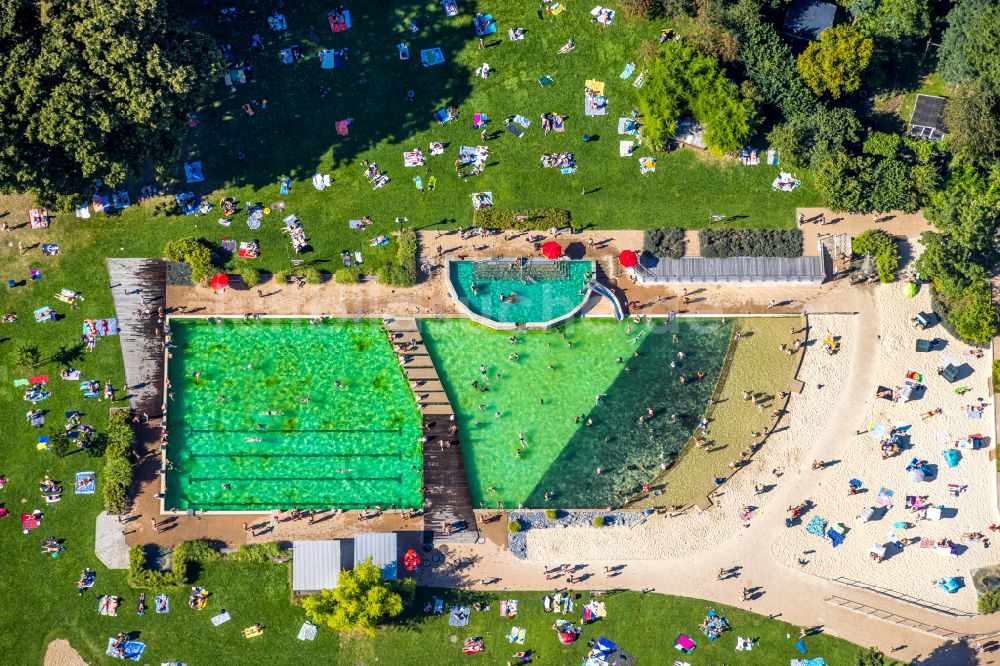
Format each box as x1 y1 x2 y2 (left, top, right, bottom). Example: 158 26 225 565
298 621 318 641
211 611 231 626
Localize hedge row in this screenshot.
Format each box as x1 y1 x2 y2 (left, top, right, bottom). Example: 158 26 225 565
698 229 803 258
378 228 417 287
472 208 572 230
128 540 280 588
643 228 685 259
102 409 134 515
164 237 214 285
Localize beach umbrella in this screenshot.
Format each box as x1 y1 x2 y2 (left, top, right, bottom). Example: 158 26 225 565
618 250 638 268
541 241 562 260
402 549 421 571
209 273 229 291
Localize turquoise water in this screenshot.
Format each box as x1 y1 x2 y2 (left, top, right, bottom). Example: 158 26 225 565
450 260 593 323
164 319 423 511
420 317 733 508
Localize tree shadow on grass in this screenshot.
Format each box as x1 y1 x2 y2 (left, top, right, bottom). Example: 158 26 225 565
178 0 475 194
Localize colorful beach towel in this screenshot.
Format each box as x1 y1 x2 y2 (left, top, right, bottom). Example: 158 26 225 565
75 471 96 494
105 638 145 661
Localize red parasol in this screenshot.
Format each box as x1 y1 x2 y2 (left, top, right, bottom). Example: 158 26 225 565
209 273 229 291
541 241 562 260
402 549 421 571
618 250 638 268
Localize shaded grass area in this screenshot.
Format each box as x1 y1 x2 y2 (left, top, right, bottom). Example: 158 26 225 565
638 316 803 506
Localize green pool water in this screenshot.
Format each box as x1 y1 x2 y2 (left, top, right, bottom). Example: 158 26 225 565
450 260 593 323
164 318 423 511
420 317 733 508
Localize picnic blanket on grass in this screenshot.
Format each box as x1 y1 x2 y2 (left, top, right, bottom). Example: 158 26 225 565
421 48 445 67
298 621 318 641
449 606 471 627
211 611 231 626
105 638 145 661
155 594 169 613
75 471 96 494
83 319 119 336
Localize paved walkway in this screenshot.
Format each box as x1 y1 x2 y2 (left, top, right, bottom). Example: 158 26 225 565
94 512 130 569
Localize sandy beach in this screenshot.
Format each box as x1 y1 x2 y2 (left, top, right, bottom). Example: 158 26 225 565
520 312 859 560
770 281 997 613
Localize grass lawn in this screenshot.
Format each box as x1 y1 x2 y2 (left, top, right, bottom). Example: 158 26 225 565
898 73 949 127
20 550 865 666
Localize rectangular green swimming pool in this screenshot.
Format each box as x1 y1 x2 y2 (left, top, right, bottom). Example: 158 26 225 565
164 318 423 511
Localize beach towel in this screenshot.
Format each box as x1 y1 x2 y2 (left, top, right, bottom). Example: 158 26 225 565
505 122 524 138
155 594 170 613
584 95 608 116
336 119 350 136
29 375 48 384
348 219 366 230
370 235 390 247
449 606 471 627
675 634 696 653
98 596 119 616
474 13 496 36
591 6 615 25
471 192 493 209
771 171 801 191
539 75 554 87
92 195 109 213
83 318 119 336
105 638 145 661
75 206 90 219
298 621 318 641
112 191 130 209
211 611 231 626
561 166 577 174
21 514 40 530
34 307 55 322
826 528 846 547
640 157 656 174
433 108 454 124
238 242 258 259
421 48 445 67
767 148 779 166
279 178 292 195
75 472 96 494
433 597 444 614
474 113 488 128
42 243 60 255
413 176 423 191
427 175 437 190
183 161 204 184
620 62 636 79
13 378 28 386
805 516 827 537
513 115 531 128
736 636 754 651
328 9 351 32
553 115 565 131
318 49 346 70
794 639 807 654
442 0 458 16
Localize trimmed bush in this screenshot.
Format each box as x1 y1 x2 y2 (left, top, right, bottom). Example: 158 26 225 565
545 509 557 520
378 228 417 287
271 269 290 284
230 541 283 563
164 237 214 285
233 262 260 288
102 409 134 515
472 208 572 231
593 516 605 528
301 266 323 284
508 519 522 533
851 229 899 283
699 229 802 258
643 228 685 259
335 266 362 284
181 539 222 564
979 590 1000 614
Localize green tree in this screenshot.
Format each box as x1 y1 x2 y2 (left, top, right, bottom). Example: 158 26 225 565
766 107 862 169
855 646 886 666
14 343 41 370
964 6 1000 94
302 559 415 635
727 0 817 118
638 41 755 154
0 0 219 205
797 26 873 99
857 0 930 41
938 0 993 84
815 152 872 212
943 84 1000 166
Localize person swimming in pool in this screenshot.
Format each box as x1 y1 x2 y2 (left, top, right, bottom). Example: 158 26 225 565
244 437 262 442
259 410 284 416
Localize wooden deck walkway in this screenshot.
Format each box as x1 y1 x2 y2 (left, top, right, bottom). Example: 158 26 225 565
388 318 479 544
107 259 167 417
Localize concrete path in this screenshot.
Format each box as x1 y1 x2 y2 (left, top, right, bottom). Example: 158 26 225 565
94 512 130 569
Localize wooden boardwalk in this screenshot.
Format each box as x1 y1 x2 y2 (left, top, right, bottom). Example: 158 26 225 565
387 318 479 544
107 259 167 418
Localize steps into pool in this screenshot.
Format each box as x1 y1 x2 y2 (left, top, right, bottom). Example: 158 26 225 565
388 318 479 544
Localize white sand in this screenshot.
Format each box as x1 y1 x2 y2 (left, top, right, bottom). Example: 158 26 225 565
523 313 859 561
44 640 87 666
770 282 997 613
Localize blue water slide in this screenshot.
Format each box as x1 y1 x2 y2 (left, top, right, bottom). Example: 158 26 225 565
588 281 624 321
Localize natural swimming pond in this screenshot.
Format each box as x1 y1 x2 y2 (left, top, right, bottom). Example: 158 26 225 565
163 318 423 511
449 259 593 324
420 317 733 508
